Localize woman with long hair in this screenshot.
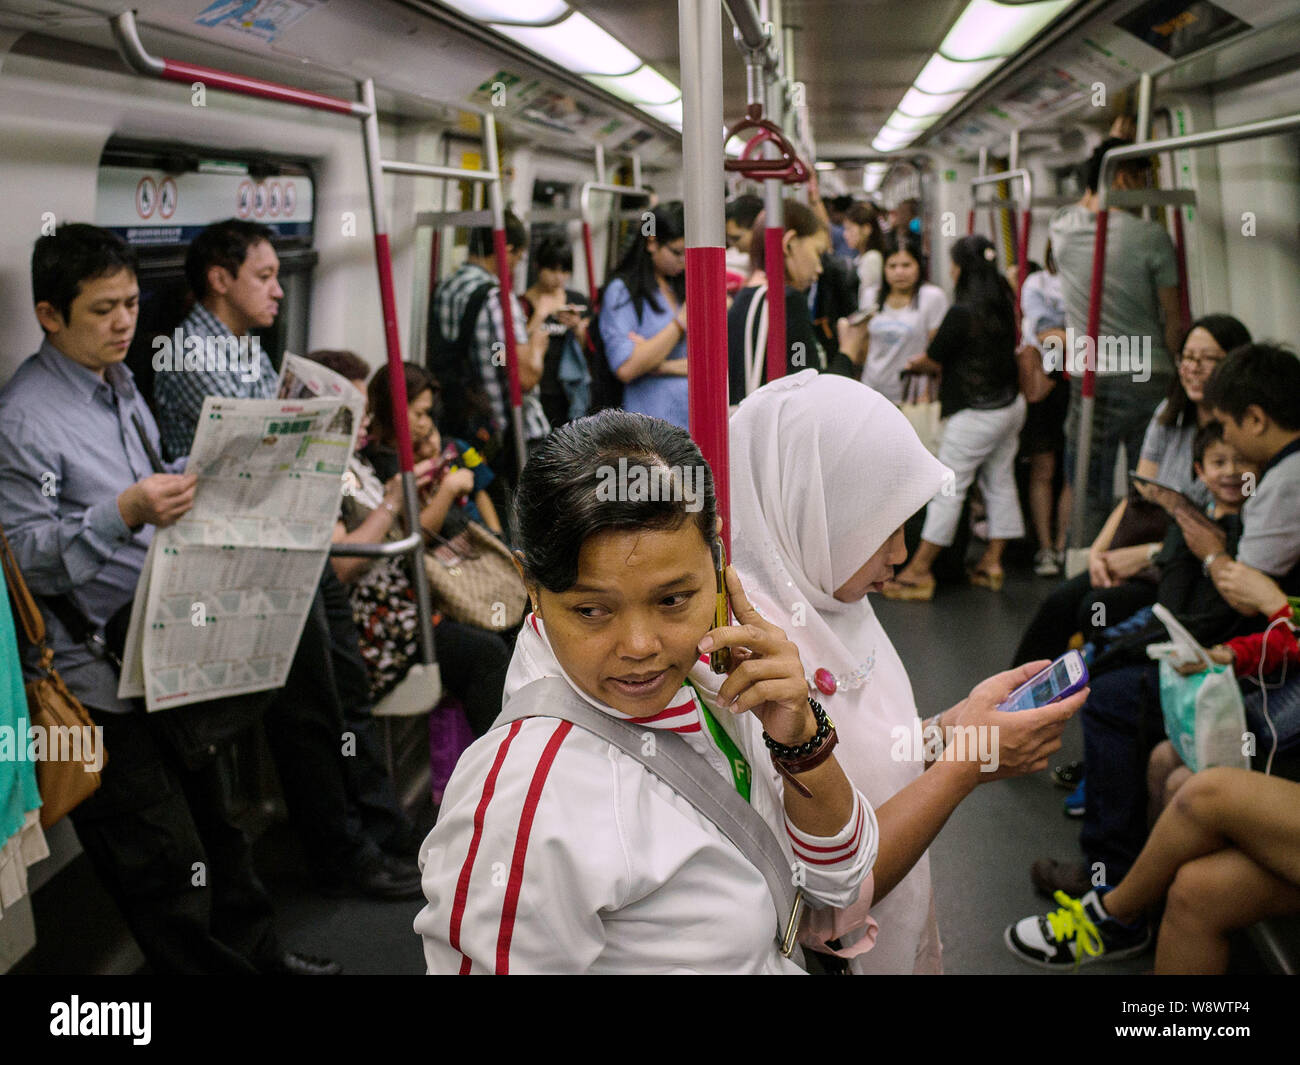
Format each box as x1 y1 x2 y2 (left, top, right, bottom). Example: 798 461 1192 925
849 229 948 404
597 202 690 428
884 235 1026 600
726 200 828 404
415 411 875 972
844 201 885 307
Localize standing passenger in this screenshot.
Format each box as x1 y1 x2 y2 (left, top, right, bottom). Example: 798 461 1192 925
597 203 690 429
853 230 948 405
1051 137 1184 542
884 236 1027 599
844 202 885 308
520 236 590 430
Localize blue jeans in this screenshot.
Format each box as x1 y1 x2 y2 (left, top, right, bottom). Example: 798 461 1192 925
1078 661 1166 884
1064 374 1171 544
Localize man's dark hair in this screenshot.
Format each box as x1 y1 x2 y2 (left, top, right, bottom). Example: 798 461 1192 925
1083 136 1153 194
513 409 717 593
1202 343 1300 432
533 235 573 273
308 349 371 383
725 194 764 230
468 211 528 258
185 219 275 300
31 223 137 329
1192 419 1226 468
831 195 854 215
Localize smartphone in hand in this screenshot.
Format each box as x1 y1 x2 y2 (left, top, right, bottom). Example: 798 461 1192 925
998 650 1088 711
710 537 733 675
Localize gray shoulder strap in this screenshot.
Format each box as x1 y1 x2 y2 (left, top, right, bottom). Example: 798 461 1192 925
496 675 801 953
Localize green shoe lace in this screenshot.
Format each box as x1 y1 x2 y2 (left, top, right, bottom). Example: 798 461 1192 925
1045 890 1104 967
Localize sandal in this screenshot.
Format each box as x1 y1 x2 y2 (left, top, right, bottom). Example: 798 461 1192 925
880 575 936 601
968 568 1004 591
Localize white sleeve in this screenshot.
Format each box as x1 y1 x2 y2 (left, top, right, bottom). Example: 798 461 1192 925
921 285 949 333
784 789 878 910
415 720 626 974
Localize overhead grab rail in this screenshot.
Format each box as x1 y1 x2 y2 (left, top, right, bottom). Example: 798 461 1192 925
578 151 651 308
1070 110 1300 549
108 9 436 668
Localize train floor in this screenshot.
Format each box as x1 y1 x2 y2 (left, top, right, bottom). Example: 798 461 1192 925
10 552 1273 975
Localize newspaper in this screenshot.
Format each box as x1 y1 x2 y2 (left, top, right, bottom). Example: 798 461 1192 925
119 356 362 710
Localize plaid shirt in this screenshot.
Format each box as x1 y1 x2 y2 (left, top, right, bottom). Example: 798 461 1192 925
433 263 549 442
153 303 280 460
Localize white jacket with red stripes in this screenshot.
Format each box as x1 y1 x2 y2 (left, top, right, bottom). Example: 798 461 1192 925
414 613 877 974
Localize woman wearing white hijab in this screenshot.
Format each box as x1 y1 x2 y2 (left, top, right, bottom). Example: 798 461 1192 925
730 370 1085 973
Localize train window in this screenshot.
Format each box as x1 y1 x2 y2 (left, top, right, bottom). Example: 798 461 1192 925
94 140 317 411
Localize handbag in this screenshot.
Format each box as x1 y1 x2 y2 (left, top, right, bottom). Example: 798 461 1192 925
1149 604 1250 773
899 370 942 456
424 520 527 632
0 525 102 827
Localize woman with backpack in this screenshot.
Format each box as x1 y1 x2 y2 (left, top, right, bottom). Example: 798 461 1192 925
596 203 690 428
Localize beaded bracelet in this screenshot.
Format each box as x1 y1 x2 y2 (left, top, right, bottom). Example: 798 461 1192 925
762 697 832 759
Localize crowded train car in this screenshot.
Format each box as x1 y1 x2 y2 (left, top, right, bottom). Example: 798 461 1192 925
1 0 1298 998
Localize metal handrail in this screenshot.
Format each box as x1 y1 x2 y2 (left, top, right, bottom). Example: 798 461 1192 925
381 161 498 182
329 533 422 558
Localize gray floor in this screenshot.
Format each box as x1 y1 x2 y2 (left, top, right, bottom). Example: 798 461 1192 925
875 569 1153 975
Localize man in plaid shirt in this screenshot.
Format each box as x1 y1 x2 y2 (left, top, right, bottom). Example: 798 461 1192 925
154 219 283 461
432 214 559 480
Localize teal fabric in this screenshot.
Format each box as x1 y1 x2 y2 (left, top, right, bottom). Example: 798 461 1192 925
1 590 41 841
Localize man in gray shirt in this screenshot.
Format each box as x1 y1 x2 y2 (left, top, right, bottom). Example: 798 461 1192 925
0 224 337 974
1051 137 1185 542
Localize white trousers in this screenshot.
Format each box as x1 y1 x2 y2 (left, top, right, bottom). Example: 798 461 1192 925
921 395 1027 547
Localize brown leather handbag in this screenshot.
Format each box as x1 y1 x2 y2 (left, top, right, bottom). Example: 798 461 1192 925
0 526 103 827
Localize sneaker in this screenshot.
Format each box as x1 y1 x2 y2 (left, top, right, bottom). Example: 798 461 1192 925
1063 777 1085 818
1051 760 1083 789
1034 548 1062 577
1005 889 1151 968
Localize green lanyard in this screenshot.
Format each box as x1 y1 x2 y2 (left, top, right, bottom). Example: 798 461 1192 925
687 680 751 803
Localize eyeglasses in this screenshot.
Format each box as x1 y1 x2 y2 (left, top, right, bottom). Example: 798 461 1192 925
1180 352 1224 371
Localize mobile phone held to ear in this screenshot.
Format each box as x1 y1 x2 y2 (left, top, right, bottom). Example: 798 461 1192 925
998 650 1088 712
711 538 733 675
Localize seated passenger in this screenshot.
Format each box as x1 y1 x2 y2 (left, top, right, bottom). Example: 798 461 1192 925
1031 422 1260 898
0 224 335 974
332 359 511 737
519 236 591 430
1006 766 1300 972
1011 314 1253 666
416 412 874 973
729 370 1084 973
597 203 690 428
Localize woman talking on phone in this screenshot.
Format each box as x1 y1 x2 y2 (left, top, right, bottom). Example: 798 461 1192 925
415 412 874 973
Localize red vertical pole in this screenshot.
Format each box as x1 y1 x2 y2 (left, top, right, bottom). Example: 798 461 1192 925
493 230 523 410
581 220 599 307
1172 205 1192 329
967 208 975 236
764 225 787 382
1069 209 1109 549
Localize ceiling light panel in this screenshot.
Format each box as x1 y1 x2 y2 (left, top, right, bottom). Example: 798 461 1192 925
939 0 1073 62
494 13 641 76
441 0 569 23
914 52 1003 94
586 65 681 105
897 86 968 117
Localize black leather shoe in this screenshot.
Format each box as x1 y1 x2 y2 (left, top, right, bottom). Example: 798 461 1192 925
320 860 424 901
266 951 342 976
1030 858 1093 899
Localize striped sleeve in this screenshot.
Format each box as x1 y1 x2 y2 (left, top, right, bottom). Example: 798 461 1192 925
415 719 624 974
785 790 877 910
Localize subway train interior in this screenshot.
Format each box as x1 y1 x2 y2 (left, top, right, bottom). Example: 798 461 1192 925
1 0 1299 995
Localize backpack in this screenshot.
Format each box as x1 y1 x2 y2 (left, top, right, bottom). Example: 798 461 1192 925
586 284 625 413
426 278 505 460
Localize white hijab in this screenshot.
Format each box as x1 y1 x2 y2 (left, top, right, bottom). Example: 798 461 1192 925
729 370 950 974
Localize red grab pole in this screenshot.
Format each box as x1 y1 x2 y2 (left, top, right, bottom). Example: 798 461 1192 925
1069 209 1110 549
764 224 787 382
1172 204 1192 329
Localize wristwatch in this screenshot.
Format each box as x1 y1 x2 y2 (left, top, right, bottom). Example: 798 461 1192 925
1202 551 1222 576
